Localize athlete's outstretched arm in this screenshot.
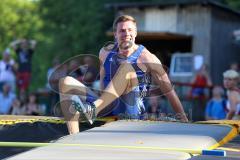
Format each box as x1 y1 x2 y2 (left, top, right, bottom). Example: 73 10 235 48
141 50 188 122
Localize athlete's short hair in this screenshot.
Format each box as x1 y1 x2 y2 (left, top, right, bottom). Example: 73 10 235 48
113 15 137 32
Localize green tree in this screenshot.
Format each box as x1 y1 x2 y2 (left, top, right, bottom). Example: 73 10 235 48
221 0 240 10
39 0 115 59
0 0 43 51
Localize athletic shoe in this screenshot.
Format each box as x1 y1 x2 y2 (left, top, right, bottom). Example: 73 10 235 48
71 95 96 124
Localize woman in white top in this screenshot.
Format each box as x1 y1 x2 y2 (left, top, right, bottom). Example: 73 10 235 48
223 69 240 120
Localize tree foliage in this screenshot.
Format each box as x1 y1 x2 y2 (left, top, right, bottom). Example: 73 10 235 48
0 0 43 52
222 0 240 10
38 0 115 59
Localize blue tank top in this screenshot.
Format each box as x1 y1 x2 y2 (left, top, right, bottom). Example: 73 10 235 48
102 44 151 118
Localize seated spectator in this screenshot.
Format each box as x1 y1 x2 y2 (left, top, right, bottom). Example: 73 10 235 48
146 96 167 120
205 86 227 120
0 48 17 92
10 99 26 115
24 93 41 115
80 55 99 87
147 96 160 120
190 64 212 99
66 59 82 84
0 83 16 114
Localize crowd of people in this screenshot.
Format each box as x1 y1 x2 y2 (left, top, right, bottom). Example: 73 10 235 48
136 62 239 122
0 39 46 115
189 62 240 121
0 29 239 123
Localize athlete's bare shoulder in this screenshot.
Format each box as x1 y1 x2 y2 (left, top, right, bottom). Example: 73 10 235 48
99 43 115 63
139 48 162 64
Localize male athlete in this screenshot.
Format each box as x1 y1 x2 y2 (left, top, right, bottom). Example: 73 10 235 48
59 15 188 134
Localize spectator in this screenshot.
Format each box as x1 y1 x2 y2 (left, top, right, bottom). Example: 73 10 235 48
48 58 68 91
18 89 27 105
47 57 68 90
10 39 37 93
24 93 41 115
229 62 239 72
190 64 212 99
0 48 17 92
10 99 26 115
47 57 68 115
47 57 60 89
0 83 16 114
68 59 82 81
223 70 240 120
229 62 240 87
80 55 99 87
146 96 166 120
205 86 227 120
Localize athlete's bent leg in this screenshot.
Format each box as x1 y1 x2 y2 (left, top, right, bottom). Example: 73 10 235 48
71 63 139 122
94 63 138 115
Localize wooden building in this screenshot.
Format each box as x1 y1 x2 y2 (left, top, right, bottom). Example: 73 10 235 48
106 0 240 84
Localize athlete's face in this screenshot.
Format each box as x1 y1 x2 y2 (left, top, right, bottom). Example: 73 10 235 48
114 20 137 47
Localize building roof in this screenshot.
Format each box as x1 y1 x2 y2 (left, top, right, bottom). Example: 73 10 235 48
106 31 192 41
105 0 240 16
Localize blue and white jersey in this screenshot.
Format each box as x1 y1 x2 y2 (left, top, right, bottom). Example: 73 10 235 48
102 44 151 118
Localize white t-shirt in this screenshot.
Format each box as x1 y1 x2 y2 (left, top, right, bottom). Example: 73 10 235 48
0 59 16 82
